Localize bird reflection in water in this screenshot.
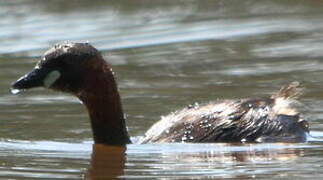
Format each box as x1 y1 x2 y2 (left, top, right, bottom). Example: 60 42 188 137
85 145 126 179
84 143 303 179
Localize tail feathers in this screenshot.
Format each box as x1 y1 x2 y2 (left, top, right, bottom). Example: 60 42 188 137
271 81 302 116
271 81 302 100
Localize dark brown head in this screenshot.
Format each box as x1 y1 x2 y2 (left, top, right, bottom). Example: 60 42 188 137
12 42 107 94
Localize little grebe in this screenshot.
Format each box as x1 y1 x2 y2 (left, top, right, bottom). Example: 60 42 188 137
12 42 309 145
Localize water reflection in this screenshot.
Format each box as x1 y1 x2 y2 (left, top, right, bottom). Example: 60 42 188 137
86 145 126 179
79 143 310 179
169 146 301 164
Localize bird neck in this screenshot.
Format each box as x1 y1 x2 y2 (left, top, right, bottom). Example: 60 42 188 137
77 65 131 146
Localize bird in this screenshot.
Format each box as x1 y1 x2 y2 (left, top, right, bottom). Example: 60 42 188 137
11 42 309 146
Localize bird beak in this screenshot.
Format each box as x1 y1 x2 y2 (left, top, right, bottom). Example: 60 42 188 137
11 67 50 90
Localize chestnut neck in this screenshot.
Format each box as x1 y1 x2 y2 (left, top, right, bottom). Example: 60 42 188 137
77 62 131 146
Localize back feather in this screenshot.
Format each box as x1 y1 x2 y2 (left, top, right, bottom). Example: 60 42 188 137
271 81 302 100
271 81 302 116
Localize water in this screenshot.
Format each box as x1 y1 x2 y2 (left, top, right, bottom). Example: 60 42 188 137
1 0 323 179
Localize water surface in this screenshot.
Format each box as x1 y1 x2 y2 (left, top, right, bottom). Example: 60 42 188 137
1 0 323 179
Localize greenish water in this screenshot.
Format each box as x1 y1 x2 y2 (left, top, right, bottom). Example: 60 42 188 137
1 0 323 179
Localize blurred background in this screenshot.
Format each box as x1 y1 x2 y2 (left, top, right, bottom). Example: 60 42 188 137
1 0 323 179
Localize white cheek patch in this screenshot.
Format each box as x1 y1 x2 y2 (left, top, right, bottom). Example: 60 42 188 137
44 70 61 88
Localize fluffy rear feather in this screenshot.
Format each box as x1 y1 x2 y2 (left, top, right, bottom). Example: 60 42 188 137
271 81 301 116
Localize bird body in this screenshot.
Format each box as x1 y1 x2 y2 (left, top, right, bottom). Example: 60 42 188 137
141 95 307 143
